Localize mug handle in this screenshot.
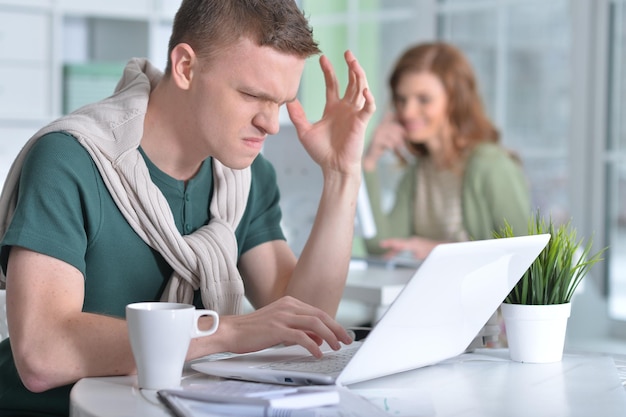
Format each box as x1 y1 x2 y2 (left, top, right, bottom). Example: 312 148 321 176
192 310 219 338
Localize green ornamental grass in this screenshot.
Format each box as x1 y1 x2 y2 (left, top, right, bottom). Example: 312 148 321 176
493 213 606 305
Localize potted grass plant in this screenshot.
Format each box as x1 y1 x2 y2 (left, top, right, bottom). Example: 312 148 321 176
493 212 605 363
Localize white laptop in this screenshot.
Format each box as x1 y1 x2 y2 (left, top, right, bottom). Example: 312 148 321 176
192 234 550 387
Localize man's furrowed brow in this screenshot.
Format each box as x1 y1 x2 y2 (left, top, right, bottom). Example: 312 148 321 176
245 87 296 105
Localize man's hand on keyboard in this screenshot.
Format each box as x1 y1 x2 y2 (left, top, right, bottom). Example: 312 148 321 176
206 296 353 359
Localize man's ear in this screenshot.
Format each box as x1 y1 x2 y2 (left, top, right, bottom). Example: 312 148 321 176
170 43 196 90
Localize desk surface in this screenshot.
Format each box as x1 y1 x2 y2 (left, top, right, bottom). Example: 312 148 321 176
70 349 626 417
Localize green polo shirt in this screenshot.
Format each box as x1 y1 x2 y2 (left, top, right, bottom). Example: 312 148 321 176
0 132 286 416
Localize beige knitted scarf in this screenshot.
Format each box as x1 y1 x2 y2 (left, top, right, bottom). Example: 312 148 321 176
0 58 250 315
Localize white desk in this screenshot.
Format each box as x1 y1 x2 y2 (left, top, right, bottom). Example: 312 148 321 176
70 349 626 417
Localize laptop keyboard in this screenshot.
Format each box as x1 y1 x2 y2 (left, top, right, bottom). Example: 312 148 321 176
259 345 360 374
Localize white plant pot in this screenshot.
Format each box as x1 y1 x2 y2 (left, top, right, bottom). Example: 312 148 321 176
501 302 571 363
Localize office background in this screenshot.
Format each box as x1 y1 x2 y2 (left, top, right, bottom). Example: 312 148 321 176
0 0 624 351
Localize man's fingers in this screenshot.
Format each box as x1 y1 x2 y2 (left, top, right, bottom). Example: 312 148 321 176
320 55 340 103
359 87 377 120
343 55 361 104
272 296 352 350
286 99 311 136
343 50 370 109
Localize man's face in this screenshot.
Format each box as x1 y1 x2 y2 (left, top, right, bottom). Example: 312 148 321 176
187 38 306 169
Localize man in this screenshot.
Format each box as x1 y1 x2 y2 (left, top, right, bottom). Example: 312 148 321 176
0 0 375 415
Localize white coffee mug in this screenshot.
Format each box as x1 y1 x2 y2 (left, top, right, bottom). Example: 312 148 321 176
126 302 219 390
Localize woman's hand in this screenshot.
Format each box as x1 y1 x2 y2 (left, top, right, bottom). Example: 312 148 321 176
362 112 407 172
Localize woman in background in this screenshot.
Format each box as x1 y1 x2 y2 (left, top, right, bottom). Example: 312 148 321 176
362 41 531 260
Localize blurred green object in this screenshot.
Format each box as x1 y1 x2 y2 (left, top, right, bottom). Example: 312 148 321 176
63 62 125 114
